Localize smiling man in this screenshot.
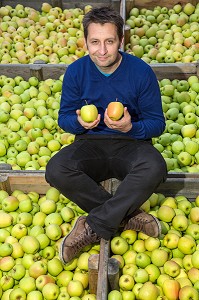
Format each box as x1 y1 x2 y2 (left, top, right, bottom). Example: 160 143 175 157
45 6 167 264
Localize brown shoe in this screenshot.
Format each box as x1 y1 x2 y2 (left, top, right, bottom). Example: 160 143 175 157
123 209 161 238
59 216 101 264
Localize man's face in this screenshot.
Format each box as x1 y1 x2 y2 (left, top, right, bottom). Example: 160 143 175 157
85 22 123 72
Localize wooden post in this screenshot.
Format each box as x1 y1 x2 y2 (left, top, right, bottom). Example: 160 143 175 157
88 254 99 294
108 258 120 291
97 239 110 300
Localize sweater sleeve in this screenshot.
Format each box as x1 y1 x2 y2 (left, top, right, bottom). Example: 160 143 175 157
128 67 165 140
58 67 86 134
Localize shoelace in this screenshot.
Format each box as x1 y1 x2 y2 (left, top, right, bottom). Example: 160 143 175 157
68 226 100 254
126 215 147 231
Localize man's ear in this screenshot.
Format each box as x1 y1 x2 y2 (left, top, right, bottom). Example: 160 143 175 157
120 36 124 49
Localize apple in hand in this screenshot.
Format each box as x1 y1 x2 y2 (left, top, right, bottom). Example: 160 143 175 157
107 100 124 120
80 101 98 122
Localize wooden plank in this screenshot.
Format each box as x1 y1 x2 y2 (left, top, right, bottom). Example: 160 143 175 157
0 170 50 194
88 254 99 294
97 239 110 300
1 63 198 81
151 63 199 80
111 173 199 201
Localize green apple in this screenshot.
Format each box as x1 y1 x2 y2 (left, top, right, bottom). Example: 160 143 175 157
0 275 15 291
10 263 26 280
179 285 199 300
108 290 122 300
163 232 180 249
21 236 40 254
11 223 28 239
19 276 36 294
60 206 75 222
0 243 13 257
119 274 135 291
163 260 181 278
189 207 199 224
178 236 196 254
138 281 159 300
41 282 60 299
145 264 160 283
47 257 63 277
111 236 129 255
135 252 151 268
45 224 62 241
186 224 199 240
177 151 192 167
181 124 197 138
9 288 26 300
56 270 73 287
172 214 188 232
122 249 136 265
67 280 83 297
157 205 176 222
40 199 57 215
80 103 98 122
2 196 19 212
120 230 137 245
0 211 13 228
134 268 149 283
151 248 169 267
177 199 192 215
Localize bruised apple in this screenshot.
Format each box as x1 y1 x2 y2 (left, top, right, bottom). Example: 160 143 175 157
107 101 124 120
80 103 98 122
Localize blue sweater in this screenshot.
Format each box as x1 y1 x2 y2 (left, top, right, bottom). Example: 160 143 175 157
58 52 165 140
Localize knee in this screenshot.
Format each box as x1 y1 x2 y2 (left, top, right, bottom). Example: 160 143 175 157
147 150 167 182
45 157 58 186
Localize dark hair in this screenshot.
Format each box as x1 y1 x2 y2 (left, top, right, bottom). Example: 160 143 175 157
83 6 124 41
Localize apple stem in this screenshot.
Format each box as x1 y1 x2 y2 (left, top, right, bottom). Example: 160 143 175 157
116 98 118 102
84 100 88 105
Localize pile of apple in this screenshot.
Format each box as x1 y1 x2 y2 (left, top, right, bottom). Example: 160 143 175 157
0 186 99 299
125 2 199 63
0 73 199 173
108 192 199 300
0 74 75 170
0 3 90 64
153 75 199 173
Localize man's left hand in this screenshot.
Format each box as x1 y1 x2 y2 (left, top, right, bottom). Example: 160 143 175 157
104 107 132 133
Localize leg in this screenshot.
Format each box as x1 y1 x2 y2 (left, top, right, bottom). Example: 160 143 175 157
87 140 167 239
45 139 112 213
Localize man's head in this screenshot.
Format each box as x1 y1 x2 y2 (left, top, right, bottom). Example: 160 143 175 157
82 7 124 73
83 6 124 42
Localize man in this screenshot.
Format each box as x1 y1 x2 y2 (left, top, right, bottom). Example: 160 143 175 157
45 6 167 264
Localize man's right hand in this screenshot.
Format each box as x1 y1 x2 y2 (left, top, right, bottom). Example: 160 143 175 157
76 110 101 130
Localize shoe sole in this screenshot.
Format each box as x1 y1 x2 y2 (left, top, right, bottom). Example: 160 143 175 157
151 214 162 238
59 216 86 264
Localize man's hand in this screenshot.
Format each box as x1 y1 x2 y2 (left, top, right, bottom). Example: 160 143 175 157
104 107 132 133
76 109 101 130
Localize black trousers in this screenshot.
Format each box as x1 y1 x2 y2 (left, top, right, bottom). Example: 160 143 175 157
45 135 167 239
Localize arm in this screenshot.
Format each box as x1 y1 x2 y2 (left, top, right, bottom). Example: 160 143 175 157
104 66 165 139
58 68 86 134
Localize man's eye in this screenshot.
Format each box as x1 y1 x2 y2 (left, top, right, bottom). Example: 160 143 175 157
107 40 114 44
91 41 98 44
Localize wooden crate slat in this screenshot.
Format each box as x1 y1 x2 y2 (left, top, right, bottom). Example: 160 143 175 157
1 63 198 81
